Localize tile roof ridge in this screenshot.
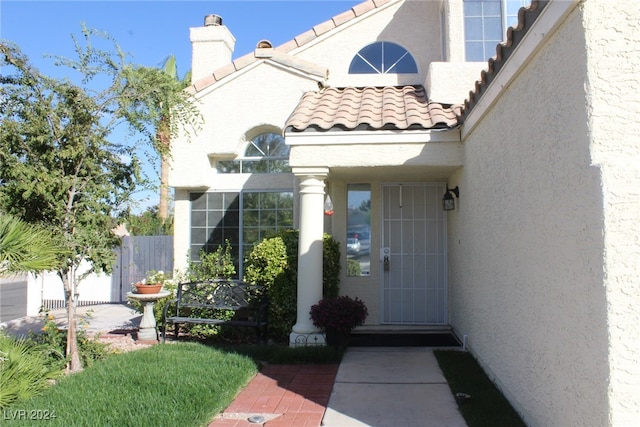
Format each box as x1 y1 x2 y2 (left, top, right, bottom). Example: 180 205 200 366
186 0 398 95
275 0 397 54
459 0 549 121
314 85 462 108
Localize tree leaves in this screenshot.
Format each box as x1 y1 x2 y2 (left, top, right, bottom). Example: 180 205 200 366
1 29 201 370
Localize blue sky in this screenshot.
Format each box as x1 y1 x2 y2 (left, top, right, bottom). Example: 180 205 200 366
0 0 361 211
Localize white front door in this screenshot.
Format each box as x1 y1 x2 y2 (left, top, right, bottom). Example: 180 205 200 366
381 183 448 324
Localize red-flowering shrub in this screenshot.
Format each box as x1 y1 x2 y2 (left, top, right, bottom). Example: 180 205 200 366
310 296 368 334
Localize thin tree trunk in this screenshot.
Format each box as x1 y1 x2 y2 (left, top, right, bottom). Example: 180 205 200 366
158 121 170 223
64 269 82 373
159 152 169 222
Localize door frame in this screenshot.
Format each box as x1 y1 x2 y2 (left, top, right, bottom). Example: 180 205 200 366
379 182 449 325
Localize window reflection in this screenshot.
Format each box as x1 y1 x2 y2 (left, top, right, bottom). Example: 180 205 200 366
347 184 371 277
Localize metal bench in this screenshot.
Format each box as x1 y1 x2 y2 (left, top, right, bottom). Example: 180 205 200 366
161 279 268 343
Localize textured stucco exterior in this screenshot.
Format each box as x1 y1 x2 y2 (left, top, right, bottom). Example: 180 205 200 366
583 0 640 425
170 0 640 423
426 62 487 105
292 0 440 88
449 1 640 425
190 24 235 83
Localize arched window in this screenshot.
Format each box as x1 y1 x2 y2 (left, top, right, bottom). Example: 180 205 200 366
348 41 418 74
217 132 290 173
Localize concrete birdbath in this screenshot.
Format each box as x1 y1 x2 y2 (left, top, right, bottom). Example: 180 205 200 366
127 289 170 342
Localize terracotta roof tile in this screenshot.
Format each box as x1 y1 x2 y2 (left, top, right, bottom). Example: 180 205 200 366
212 63 237 81
294 29 318 47
333 9 358 26
313 19 336 37
277 39 299 54
460 0 549 121
353 1 377 17
232 52 256 70
285 86 462 132
372 0 394 7
186 0 397 94
192 74 217 93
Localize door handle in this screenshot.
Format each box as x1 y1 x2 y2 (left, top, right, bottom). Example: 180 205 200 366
383 255 390 271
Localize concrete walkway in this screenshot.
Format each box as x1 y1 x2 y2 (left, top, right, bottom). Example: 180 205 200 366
0 303 142 337
323 347 467 427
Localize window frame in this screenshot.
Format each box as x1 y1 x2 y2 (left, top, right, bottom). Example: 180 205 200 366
348 41 418 75
216 132 291 174
463 0 530 62
189 190 295 279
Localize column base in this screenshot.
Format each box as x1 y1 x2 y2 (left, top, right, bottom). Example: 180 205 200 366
289 331 326 347
137 327 158 342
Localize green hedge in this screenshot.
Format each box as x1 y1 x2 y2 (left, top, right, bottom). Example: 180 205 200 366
244 230 340 341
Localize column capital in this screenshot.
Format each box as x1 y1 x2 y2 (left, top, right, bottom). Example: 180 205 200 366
291 167 329 178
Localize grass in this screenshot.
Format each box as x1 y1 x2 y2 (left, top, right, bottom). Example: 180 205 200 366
4 341 343 427
206 342 344 364
434 350 526 427
5 342 257 427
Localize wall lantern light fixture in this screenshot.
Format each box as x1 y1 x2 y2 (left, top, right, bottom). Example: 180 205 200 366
442 186 459 211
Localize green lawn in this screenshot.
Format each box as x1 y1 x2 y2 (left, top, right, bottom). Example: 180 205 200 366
434 350 526 427
4 341 343 427
4 343 257 427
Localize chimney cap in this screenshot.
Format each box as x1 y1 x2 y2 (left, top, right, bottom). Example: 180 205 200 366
204 14 222 26
256 39 273 49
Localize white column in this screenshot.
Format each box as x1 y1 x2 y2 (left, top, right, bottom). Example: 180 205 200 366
290 168 329 347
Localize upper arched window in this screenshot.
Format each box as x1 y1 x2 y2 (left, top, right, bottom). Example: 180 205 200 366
217 132 290 173
349 41 418 74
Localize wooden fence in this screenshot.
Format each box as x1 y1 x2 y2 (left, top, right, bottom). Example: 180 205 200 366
112 235 174 302
32 235 174 312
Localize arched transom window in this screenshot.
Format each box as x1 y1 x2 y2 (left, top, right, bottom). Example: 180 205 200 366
349 41 418 74
217 132 290 173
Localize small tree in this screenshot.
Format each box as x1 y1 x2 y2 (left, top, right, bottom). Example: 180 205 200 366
126 206 173 236
157 55 191 222
0 30 200 372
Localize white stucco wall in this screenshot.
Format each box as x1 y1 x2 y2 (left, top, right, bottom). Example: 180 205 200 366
583 0 640 425
426 62 486 105
293 0 441 88
442 0 465 62
170 62 320 188
450 4 612 426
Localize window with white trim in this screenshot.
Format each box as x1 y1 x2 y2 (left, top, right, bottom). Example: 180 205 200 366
190 191 294 277
349 41 418 74
464 0 530 62
216 132 290 173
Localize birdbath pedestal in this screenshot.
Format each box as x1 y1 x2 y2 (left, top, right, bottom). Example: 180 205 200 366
127 290 170 342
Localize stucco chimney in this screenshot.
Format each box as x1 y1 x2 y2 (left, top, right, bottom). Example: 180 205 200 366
190 14 236 84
